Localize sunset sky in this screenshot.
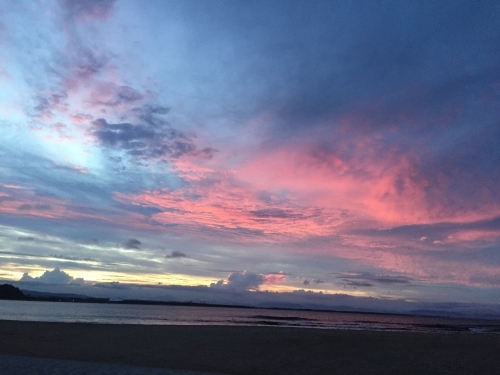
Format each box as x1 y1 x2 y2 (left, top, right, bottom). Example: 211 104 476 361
1 0 499 305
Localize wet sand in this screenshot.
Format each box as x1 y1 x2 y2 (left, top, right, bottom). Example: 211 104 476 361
1 320 499 374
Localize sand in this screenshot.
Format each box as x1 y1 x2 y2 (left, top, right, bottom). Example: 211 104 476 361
1 320 500 375
0 354 224 375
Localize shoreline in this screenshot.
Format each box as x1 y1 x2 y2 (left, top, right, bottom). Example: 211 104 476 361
1 320 500 374
4 284 500 321
2 299 500 333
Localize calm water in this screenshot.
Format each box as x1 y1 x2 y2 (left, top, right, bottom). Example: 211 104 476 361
1 300 499 334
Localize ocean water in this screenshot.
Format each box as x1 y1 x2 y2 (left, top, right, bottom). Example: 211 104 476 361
1 300 499 334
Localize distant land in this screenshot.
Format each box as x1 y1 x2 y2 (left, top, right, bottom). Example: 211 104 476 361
2 284 500 321
0 284 254 309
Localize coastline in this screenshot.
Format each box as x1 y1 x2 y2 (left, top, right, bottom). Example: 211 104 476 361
1 320 500 374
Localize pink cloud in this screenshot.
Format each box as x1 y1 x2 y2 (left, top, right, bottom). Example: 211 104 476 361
445 230 500 244
2 184 24 189
0 192 147 230
238 126 500 227
264 272 287 285
74 165 89 174
239 143 429 225
114 175 345 241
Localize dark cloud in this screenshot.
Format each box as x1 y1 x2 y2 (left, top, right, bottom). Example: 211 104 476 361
250 208 302 219
336 273 413 288
370 275 412 285
198 147 219 160
248 208 323 224
360 215 500 247
145 105 170 116
92 117 200 160
303 278 324 286
137 105 171 127
114 105 213 159
17 236 35 242
165 250 188 259
116 86 143 103
344 281 374 288
123 238 141 250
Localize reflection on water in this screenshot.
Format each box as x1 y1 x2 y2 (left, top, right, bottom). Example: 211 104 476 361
0 300 499 333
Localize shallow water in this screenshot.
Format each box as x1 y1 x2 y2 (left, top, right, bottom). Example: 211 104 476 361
1 300 499 333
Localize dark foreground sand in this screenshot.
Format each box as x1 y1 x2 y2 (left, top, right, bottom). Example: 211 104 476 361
1 320 500 375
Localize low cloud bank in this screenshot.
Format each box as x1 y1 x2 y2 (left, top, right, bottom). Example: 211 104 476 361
10 268 500 319
210 270 286 291
20 267 84 285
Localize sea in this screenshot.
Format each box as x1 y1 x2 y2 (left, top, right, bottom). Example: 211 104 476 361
1 300 499 334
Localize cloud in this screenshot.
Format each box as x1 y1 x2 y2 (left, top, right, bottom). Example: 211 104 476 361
62 0 116 22
51 254 95 262
114 169 345 242
17 236 35 242
123 238 141 250
370 275 412 285
33 94 68 121
165 250 188 259
212 271 264 290
265 273 287 284
2 185 24 189
17 204 52 211
210 270 285 291
336 273 413 289
92 85 145 107
303 278 325 286
91 117 200 161
343 280 374 288
71 47 109 79
20 267 84 284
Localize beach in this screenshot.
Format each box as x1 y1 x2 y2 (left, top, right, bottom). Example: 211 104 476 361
1 320 499 374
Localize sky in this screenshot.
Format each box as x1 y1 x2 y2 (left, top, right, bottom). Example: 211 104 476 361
0 0 500 309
